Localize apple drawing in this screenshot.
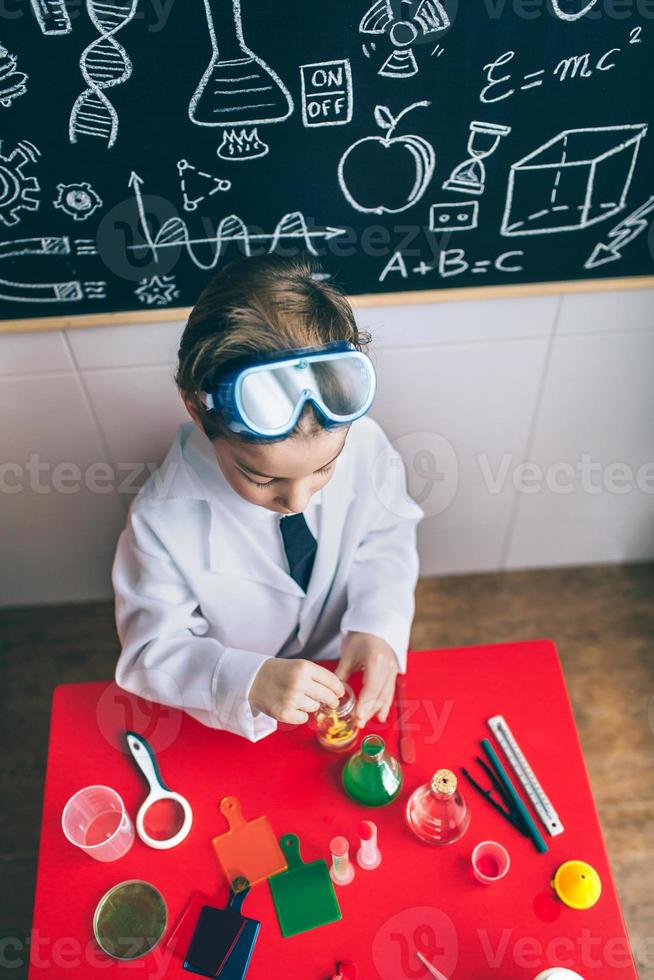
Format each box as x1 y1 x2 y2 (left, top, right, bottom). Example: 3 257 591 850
338 100 435 214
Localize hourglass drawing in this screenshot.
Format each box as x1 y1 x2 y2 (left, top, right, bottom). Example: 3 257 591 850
442 120 512 195
189 0 294 161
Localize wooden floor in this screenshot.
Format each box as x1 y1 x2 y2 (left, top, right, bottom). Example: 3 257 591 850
1 563 653 979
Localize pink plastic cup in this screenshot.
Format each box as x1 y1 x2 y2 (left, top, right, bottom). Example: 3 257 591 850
62 785 134 862
471 840 510 883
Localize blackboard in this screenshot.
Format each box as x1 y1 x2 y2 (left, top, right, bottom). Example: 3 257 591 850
1 0 653 330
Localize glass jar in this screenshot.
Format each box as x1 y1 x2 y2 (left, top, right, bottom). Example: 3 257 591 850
314 681 359 753
405 768 471 844
342 734 403 806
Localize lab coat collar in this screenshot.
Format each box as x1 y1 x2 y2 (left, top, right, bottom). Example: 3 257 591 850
154 422 350 600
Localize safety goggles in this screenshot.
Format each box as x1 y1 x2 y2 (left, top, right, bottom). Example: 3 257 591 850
200 341 376 438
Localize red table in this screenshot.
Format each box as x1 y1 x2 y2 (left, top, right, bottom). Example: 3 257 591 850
29 641 638 979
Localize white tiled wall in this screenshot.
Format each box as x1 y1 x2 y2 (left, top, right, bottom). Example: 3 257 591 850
1 287 653 606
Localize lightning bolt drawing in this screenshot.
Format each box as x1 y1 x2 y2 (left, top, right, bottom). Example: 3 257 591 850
584 195 654 270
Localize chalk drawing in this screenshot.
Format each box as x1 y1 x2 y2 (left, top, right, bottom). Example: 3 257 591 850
74 238 98 255
338 101 435 214
128 173 346 270
30 0 72 35
135 274 180 306
481 33 635 105
0 44 28 107
429 200 479 231
300 60 353 127
442 121 511 195
359 0 450 78
54 182 103 220
0 140 40 227
550 0 599 21
378 247 524 281
0 235 105 303
189 0 293 160
69 0 138 148
501 124 648 236
584 195 654 268
177 159 231 212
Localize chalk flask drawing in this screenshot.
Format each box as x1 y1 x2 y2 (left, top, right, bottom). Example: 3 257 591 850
189 0 293 161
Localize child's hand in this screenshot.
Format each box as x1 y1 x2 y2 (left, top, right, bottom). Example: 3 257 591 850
335 632 398 728
249 658 345 725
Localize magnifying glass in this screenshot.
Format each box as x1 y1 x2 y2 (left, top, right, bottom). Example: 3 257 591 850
125 731 193 849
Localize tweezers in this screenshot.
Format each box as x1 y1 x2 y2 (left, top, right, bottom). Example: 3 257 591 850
461 757 529 836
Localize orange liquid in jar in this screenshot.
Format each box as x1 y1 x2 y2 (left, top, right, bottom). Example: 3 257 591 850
315 682 358 752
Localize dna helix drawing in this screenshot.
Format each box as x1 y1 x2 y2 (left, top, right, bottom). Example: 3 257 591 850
69 1 139 148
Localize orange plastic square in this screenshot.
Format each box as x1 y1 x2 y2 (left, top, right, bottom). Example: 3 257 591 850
212 796 287 888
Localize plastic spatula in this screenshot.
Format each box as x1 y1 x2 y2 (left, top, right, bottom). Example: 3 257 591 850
212 796 287 887
268 834 341 937
183 881 255 977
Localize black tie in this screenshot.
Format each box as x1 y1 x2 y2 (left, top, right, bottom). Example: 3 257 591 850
279 513 317 593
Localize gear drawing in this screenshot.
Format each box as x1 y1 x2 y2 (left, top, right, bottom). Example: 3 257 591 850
0 139 40 227
54 181 103 221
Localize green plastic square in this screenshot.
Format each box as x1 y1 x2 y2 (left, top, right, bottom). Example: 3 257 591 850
269 834 341 937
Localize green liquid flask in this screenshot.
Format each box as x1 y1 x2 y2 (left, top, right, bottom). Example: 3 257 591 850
342 734 403 807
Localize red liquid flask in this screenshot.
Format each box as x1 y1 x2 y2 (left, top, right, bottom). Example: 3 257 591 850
405 768 471 844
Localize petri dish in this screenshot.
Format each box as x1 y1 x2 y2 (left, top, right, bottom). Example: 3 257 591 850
93 880 167 960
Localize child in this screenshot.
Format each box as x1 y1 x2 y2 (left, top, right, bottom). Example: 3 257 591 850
112 252 423 741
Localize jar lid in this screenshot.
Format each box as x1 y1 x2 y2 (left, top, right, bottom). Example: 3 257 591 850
431 769 457 795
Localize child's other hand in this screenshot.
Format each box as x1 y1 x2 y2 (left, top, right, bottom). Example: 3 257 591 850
249 658 345 725
335 632 398 728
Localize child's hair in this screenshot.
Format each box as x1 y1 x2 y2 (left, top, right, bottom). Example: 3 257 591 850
175 252 370 442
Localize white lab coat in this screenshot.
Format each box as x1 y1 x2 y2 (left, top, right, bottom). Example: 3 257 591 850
112 417 423 741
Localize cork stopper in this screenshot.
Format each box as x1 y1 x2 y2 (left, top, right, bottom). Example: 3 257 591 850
431 769 457 796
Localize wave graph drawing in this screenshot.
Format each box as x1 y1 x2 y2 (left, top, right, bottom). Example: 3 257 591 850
151 211 346 270
128 174 346 271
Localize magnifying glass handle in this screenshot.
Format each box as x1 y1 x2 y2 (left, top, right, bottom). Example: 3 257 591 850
125 731 170 794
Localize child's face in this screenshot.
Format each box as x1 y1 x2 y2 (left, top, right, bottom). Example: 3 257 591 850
211 426 349 514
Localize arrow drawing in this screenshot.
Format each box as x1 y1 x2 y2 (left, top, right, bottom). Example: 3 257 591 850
128 170 158 262
584 194 654 269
